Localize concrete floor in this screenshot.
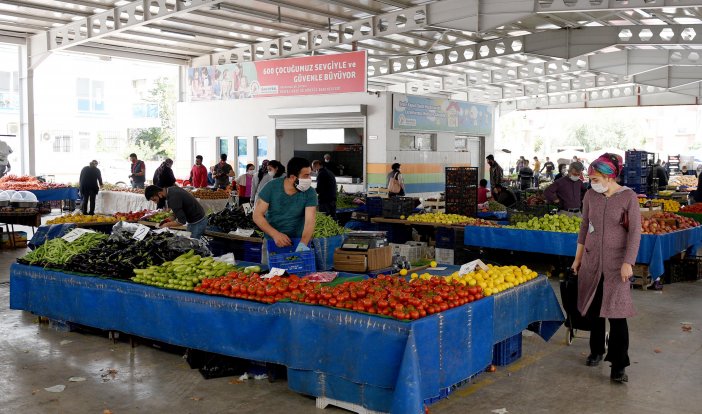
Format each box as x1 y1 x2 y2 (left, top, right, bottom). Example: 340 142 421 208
1 241 701 414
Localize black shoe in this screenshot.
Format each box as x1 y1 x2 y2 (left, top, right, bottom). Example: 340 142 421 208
647 281 663 291
586 354 603 366
611 368 628 383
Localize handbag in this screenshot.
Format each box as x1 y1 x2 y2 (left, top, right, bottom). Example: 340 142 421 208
387 172 402 194
620 209 629 231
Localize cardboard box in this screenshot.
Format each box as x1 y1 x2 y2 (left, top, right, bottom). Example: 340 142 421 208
334 246 393 273
1 231 27 248
435 248 455 265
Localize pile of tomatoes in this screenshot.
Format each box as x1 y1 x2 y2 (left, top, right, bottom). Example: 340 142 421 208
115 209 150 222
681 203 702 213
195 272 483 321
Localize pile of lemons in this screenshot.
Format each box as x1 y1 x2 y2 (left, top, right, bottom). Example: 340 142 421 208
407 212 473 225
410 264 539 296
47 213 117 225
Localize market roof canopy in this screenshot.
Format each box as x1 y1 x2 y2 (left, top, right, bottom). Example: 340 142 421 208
4 1 702 109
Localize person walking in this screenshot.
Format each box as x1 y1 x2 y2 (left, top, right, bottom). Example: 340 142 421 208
153 158 176 188
571 153 641 384
533 157 542 187
0 139 13 178
189 155 208 188
387 163 406 197
252 160 285 204
486 154 504 189
542 157 555 181
235 163 256 205
129 153 146 189
516 156 526 171
312 159 337 219
212 153 234 190
79 160 103 215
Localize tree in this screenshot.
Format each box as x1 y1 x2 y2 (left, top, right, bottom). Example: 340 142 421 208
126 77 176 160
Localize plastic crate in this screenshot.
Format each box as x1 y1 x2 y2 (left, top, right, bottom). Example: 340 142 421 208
381 197 415 219
492 333 523 366
445 202 478 218
266 239 316 275
243 241 263 263
377 223 412 244
365 197 384 217
445 167 479 187
667 255 702 283
435 227 456 249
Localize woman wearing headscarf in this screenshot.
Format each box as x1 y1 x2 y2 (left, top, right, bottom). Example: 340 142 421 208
571 153 641 384
152 158 176 188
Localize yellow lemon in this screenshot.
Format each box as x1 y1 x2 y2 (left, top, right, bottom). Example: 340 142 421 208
430 261 438 268
400 269 408 276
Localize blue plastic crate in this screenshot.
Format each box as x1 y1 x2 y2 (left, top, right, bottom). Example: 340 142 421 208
366 197 384 217
492 333 522 366
377 223 411 244
243 241 263 263
266 239 316 275
435 227 456 249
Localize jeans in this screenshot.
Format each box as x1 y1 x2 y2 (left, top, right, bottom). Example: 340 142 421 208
81 192 96 215
187 216 208 240
587 275 630 369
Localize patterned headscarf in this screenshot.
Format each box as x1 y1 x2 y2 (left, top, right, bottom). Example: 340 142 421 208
588 153 623 179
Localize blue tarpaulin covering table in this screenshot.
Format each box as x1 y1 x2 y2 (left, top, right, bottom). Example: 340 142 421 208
463 226 702 279
28 187 79 202
9 263 564 414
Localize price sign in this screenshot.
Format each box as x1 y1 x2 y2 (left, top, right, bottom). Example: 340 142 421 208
261 268 286 279
242 203 253 216
459 259 488 276
132 224 151 241
61 228 96 243
230 228 255 237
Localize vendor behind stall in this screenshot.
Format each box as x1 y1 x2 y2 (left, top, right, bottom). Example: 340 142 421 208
144 185 207 239
235 163 256 205
544 161 586 214
492 184 517 208
253 157 317 250
212 153 234 189
312 159 337 219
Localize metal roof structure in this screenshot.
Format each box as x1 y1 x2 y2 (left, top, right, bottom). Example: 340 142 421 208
2 0 702 110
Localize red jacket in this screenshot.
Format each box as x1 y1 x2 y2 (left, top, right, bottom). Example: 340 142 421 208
190 165 208 188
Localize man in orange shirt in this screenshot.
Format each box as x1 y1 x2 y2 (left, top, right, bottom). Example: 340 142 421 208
189 155 208 188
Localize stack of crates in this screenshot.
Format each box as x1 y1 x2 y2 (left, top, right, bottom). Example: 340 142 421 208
445 167 478 218
622 150 650 194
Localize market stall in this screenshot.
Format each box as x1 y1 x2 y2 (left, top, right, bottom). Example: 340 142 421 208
463 226 702 280
9 263 563 414
28 187 79 202
95 190 230 215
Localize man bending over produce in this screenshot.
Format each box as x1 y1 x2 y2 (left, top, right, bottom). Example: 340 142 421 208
253 157 317 250
145 185 207 239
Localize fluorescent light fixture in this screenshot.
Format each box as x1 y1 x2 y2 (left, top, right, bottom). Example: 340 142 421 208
307 129 345 145
160 29 196 39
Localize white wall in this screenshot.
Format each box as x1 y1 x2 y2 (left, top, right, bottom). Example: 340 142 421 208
175 91 390 178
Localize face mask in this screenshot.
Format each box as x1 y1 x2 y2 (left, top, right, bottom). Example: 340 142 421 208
268 171 275 177
295 178 312 192
591 182 608 194
247 170 254 175
569 175 579 182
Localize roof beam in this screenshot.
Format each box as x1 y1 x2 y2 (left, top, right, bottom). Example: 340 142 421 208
29 0 228 68
535 0 702 13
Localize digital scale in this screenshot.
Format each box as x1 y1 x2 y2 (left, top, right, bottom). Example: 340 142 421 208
341 231 388 251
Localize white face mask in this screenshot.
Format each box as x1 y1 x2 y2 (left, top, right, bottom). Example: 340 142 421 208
268 171 275 177
295 178 312 192
591 181 608 193
247 170 254 176
569 175 579 182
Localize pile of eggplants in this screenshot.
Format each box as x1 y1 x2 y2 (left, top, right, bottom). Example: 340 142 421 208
207 206 259 233
64 232 211 279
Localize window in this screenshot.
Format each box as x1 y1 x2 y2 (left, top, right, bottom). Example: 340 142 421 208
218 137 229 159
132 103 160 118
256 136 268 168
237 137 248 176
77 78 106 112
400 133 435 151
0 71 18 93
97 131 122 153
79 132 91 152
52 132 72 153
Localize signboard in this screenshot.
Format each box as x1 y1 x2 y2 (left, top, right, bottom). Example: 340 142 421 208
187 51 367 102
392 94 493 135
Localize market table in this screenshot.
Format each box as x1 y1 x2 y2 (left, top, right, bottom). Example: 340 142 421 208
95 191 230 215
463 226 702 279
9 263 564 414
27 187 79 202
0 211 41 247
